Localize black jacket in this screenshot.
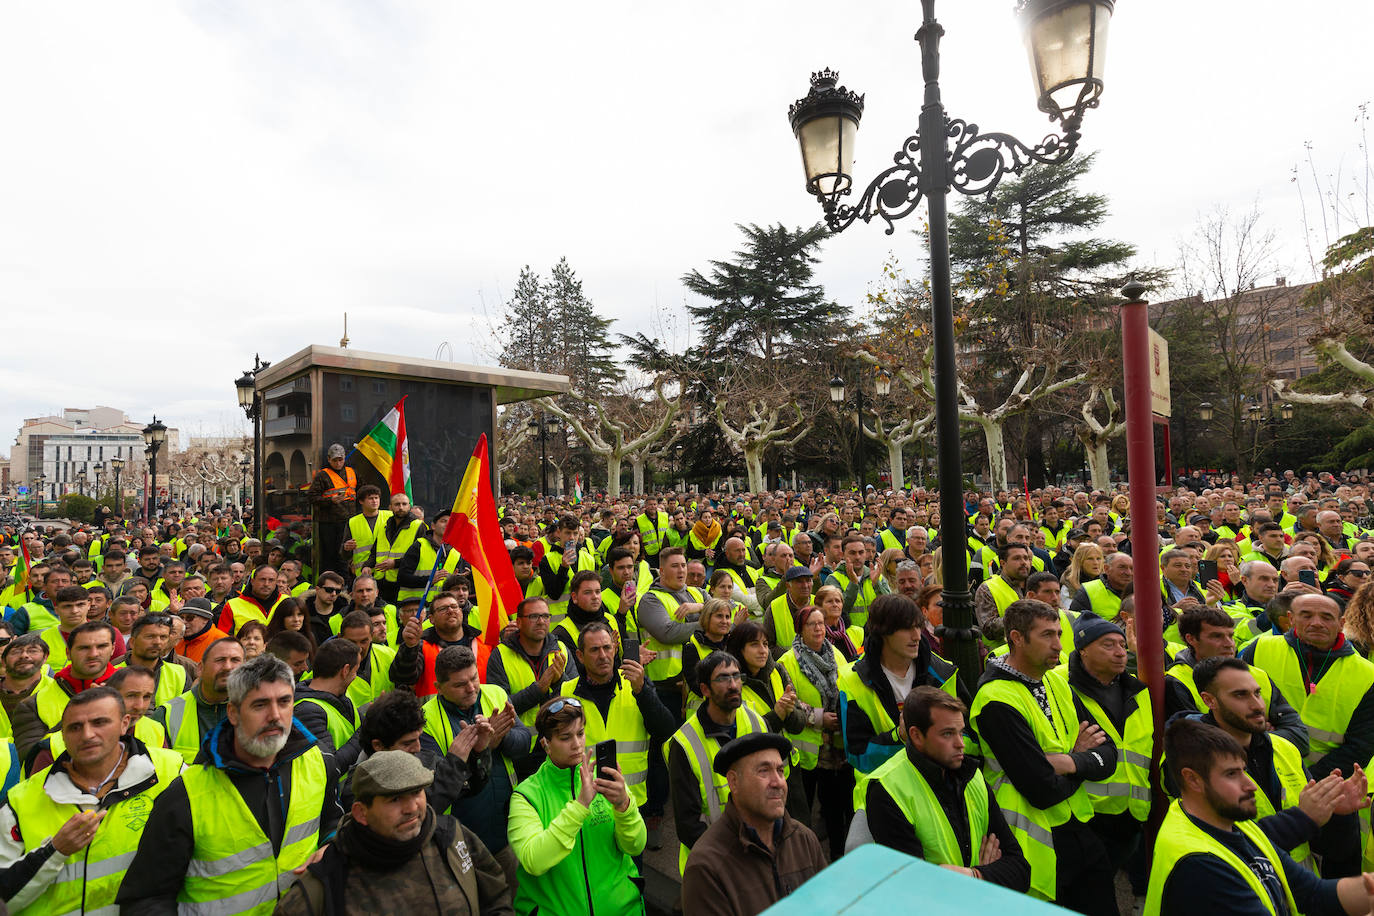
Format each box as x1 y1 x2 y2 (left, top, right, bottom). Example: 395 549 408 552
1156 806 1339 916
864 744 1030 890
293 680 361 770
116 718 342 914
1164 647 1309 757
842 640 969 772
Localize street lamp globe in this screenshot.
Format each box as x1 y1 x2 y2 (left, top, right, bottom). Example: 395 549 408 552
829 376 846 404
789 69 865 203
1247 403 1263 422
143 416 168 447
1280 402 1294 421
110 457 125 473
1198 402 1214 422
1018 0 1114 127
235 371 256 414
875 368 892 398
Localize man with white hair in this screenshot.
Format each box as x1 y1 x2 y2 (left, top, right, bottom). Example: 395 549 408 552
117 653 343 913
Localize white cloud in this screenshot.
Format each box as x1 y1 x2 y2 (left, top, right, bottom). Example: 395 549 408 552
0 0 1369 459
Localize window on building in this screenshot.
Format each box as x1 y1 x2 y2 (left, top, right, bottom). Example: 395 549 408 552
339 376 354 392
341 404 355 422
371 380 387 395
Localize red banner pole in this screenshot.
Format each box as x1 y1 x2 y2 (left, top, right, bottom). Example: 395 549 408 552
1121 283 1166 842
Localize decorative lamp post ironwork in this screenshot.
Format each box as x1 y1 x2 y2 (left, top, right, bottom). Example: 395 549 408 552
789 0 1113 695
238 456 251 518
111 457 125 518
143 417 167 522
235 354 270 534
528 414 558 498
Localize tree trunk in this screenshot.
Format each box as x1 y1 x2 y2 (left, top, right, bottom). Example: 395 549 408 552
980 420 1009 494
743 447 766 493
1085 438 1111 490
630 457 646 495
887 440 906 491
604 455 622 499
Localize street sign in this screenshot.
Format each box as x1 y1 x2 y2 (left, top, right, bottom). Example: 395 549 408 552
1148 327 1171 418
16 486 27 495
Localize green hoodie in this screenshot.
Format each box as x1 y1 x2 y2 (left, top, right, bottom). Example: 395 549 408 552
508 755 646 916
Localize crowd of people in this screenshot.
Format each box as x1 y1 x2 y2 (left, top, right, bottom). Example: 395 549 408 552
0 462 1373 914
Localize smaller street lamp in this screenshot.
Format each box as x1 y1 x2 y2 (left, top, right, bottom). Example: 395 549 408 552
1198 402 1214 422
1280 402 1294 421
111 457 126 517
143 416 168 521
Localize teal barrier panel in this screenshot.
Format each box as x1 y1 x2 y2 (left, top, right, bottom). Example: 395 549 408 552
760 843 1069 914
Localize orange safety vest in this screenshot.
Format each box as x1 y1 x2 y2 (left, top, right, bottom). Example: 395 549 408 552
322 467 357 501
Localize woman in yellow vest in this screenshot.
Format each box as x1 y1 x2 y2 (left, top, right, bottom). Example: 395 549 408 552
725 621 811 826
682 598 735 711
778 605 853 860
815 585 862 662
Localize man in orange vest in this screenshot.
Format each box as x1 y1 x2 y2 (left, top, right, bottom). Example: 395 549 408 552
308 443 358 578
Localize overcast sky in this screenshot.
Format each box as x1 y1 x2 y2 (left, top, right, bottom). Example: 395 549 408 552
1 1 1370 461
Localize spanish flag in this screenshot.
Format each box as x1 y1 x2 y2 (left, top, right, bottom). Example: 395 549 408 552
444 435 523 646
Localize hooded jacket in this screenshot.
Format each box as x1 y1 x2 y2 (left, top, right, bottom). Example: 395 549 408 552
115 717 343 915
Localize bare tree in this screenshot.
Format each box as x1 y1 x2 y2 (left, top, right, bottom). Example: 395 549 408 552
1273 226 1374 418
1075 385 1125 489
539 377 680 498
853 348 935 490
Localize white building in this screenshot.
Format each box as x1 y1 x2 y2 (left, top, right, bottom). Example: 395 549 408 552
11 407 180 502
41 432 145 502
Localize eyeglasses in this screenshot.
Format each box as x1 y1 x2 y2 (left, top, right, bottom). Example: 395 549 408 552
0 637 11 647
711 672 744 684
545 696 582 715
520 613 552 622
320 586 342 594
1350 570 1370 578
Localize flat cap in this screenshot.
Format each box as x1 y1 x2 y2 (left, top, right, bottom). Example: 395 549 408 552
351 750 434 801
783 565 814 582
712 732 793 777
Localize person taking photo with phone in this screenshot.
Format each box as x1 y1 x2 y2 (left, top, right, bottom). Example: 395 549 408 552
508 694 647 916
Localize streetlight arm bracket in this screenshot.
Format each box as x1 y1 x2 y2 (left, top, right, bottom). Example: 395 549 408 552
820 115 1078 233
948 117 1079 200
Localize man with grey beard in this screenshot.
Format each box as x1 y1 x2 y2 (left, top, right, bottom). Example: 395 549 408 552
117 653 343 913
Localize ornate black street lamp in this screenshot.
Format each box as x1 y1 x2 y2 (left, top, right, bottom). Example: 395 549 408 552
830 367 892 490
790 0 1113 690
142 417 167 522
235 354 270 533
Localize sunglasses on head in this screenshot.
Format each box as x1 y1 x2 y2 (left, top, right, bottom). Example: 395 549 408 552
544 696 582 716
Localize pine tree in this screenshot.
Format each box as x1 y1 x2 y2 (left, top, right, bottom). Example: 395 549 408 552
682 222 847 366
498 259 623 395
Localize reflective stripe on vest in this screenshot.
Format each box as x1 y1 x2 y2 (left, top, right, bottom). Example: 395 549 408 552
375 520 421 584
7 748 185 916
347 511 390 575
561 676 651 806
162 693 205 764
178 746 326 915
320 467 356 501
1250 633 1374 764
668 706 767 875
635 586 701 682
1251 733 1316 870
971 668 1093 900
1074 688 1153 820
397 540 461 603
